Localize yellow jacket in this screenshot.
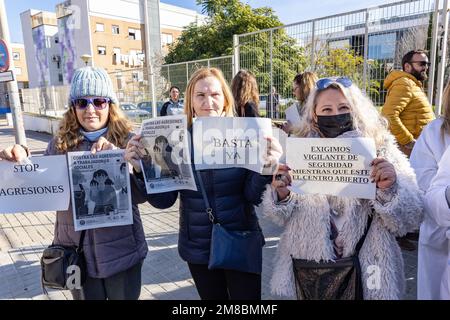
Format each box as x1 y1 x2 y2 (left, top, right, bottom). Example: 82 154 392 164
381 70 435 145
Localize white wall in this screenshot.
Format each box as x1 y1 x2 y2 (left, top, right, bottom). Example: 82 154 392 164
88 0 142 23
159 2 206 30
44 25 62 86
23 113 61 136
21 10 41 88
70 0 94 69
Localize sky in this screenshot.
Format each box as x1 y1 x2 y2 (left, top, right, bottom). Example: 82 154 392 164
4 0 395 44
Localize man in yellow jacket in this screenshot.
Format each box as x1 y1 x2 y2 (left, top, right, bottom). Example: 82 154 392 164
382 49 435 251
382 49 435 157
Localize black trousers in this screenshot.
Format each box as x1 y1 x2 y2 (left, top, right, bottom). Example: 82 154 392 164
188 263 261 300
71 261 143 300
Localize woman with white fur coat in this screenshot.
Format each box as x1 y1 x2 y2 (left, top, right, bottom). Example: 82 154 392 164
262 77 423 300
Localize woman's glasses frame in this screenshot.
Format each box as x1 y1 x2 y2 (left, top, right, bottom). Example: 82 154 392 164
72 97 111 110
316 77 353 90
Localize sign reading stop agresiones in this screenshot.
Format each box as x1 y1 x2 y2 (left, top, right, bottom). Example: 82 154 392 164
0 39 10 73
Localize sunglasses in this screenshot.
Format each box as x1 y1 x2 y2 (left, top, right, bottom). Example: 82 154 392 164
316 77 353 90
409 61 431 67
72 97 110 110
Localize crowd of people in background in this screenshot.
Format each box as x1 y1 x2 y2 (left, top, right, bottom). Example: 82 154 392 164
2 48 450 301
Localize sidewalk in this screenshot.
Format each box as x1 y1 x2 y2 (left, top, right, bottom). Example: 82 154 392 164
0 118 418 300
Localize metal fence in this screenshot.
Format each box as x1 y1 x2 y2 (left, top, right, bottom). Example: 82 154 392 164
19 55 234 119
19 0 450 121
21 85 70 118
235 0 439 116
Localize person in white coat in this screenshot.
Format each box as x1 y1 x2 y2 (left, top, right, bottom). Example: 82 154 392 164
410 83 450 300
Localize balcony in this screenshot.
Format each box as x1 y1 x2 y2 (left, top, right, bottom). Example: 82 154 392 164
56 2 74 19
31 12 57 28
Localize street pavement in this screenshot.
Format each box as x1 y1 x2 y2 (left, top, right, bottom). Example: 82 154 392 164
0 118 418 300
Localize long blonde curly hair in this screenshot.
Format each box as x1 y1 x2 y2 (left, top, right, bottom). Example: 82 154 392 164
294 82 390 149
55 101 132 152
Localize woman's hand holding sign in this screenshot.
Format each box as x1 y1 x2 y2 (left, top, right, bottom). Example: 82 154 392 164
91 137 117 154
272 163 292 201
262 136 283 175
124 134 146 173
370 157 396 189
0 144 29 162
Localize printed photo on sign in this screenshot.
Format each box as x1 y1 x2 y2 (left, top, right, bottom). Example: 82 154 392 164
286 137 377 200
139 114 196 194
67 150 132 231
0 155 70 214
193 117 272 173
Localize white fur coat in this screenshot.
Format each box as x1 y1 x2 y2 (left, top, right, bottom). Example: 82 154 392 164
262 131 423 300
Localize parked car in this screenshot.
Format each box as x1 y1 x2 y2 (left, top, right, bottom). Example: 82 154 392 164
137 101 165 116
120 103 151 119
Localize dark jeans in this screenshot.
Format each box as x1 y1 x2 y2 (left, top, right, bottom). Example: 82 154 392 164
71 261 143 300
188 263 261 300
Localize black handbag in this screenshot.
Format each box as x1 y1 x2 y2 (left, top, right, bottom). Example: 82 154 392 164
40 230 86 293
196 171 264 274
292 215 372 300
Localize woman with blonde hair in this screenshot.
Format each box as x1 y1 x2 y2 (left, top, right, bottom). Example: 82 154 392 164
43 67 148 300
263 77 423 299
126 67 282 300
282 71 318 134
231 69 260 117
411 81 450 299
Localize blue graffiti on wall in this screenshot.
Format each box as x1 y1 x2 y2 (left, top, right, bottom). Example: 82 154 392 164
58 16 76 84
32 27 50 87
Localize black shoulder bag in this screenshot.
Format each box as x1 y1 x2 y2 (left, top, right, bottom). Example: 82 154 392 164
292 215 373 300
196 171 264 274
40 230 87 293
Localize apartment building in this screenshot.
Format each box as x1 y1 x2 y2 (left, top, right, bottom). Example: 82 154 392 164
10 43 29 89
21 0 206 88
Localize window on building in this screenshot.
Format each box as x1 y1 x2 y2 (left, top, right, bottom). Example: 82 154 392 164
55 36 59 44
97 46 106 55
96 23 105 32
58 73 63 83
112 25 120 35
116 71 123 90
14 67 22 75
12 52 20 60
128 28 141 40
368 33 396 60
113 48 121 64
161 33 174 46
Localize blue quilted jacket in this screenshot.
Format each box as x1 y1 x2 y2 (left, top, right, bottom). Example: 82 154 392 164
139 167 271 264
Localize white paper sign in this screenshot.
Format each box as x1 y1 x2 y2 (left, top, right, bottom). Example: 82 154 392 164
287 138 377 199
67 150 133 231
0 155 70 213
139 114 197 194
285 103 302 127
193 117 273 173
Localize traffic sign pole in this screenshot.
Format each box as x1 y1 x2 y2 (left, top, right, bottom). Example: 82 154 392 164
0 0 27 146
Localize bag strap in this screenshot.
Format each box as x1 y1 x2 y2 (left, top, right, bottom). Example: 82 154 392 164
77 230 86 253
196 171 216 224
354 214 373 255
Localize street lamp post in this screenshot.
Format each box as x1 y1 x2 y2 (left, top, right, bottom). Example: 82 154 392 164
80 54 92 66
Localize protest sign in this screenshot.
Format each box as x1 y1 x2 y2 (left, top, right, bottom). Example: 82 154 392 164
0 155 70 213
193 117 273 173
285 104 302 127
139 114 196 194
287 137 376 199
67 150 132 231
